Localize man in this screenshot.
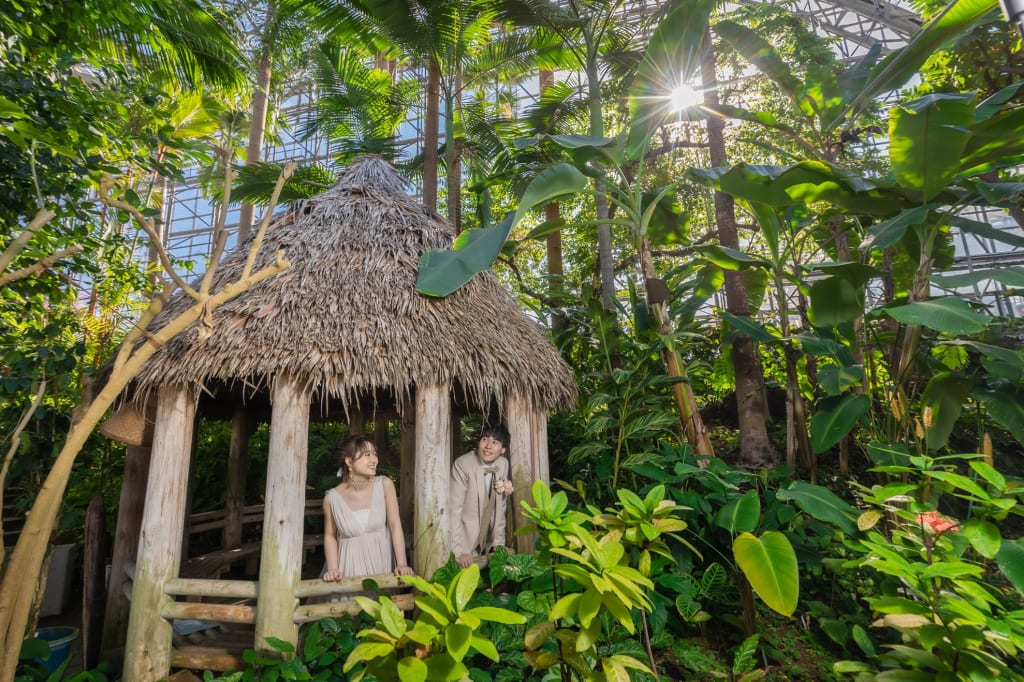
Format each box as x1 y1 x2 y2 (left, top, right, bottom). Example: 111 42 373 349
450 425 511 568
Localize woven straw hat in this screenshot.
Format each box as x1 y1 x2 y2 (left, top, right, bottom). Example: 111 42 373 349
100 401 157 446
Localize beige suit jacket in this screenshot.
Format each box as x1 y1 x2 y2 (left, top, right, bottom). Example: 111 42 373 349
450 451 509 557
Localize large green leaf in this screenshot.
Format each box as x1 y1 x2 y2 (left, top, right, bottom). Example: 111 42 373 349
932 266 1024 288
627 0 718 158
950 214 1024 248
718 310 779 343
715 489 761 534
842 0 1000 121
859 204 937 251
995 539 1024 594
882 297 990 334
889 93 975 202
960 107 1024 175
777 480 859 534
817 364 864 396
808 276 863 328
973 386 1024 444
415 163 587 296
733 531 799 616
920 372 974 451
809 393 870 454
974 80 1024 122
713 21 809 116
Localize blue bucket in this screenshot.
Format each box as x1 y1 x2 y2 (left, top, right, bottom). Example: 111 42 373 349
33 626 78 673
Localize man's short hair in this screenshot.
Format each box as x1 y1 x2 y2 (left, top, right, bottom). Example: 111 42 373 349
479 424 510 450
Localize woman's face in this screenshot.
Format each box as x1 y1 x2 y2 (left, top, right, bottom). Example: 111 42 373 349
477 435 506 464
347 445 378 478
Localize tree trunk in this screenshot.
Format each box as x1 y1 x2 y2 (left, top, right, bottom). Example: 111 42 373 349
422 60 442 214
539 68 566 334
238 51 272 244
585 45 615 312
700 29 774 468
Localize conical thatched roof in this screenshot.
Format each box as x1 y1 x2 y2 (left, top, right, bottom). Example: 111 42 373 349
131 156 576 412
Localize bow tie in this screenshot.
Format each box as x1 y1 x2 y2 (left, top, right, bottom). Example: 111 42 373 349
481 464 499 474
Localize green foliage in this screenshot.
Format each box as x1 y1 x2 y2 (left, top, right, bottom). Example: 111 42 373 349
831 451 1024 679
343 564 526 682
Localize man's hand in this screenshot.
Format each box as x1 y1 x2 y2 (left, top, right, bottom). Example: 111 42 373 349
455 553 473 568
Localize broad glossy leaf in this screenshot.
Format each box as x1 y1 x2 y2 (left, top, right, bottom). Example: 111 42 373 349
844 0 1000 120
866 441 911 468
424 653 469 681
859 204 936 251
416 164 586 296
452 563 480 612
627 0 718 158
462 606 526 625
932 266 1024 288
398 655 428 682
883 297 989 334
818 364 864 396
920 372 973 450
809 393 870 454
715 489 761 534
889 93 975 202
974 79 1024 122
714 21 808 115
380 597 407 638
973 386 1024 444
718 310 778 343
962 519 1001 559
777 480 859 534
445 623 472 661
808 276 863 328
733 531 799 616
996 539 1024 594
950 214 1024 248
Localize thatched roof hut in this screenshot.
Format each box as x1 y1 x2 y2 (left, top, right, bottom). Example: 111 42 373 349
107 156 576 680
130 156 575 412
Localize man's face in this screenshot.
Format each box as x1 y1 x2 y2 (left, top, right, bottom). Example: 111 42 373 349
478 435 506 464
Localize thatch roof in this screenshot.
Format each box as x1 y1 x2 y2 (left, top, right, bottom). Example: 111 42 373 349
130 156 576 413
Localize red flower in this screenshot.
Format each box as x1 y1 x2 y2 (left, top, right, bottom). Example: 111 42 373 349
917 511 958 534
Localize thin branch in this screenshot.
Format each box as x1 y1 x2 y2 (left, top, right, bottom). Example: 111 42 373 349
243 161 295 281
498 255 561 307
200 161 235 297
99 181 197 298
0 208 56 274
0 379 47 567
0 246 84 287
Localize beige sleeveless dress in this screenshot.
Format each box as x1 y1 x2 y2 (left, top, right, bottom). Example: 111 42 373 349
324 476 393 578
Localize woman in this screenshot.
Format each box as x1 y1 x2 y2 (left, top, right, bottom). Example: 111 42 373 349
322 435 414 583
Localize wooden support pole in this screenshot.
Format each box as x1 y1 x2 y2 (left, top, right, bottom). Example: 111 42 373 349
123 385 197 681
414 381 451 577
506 394 549 554
399 398 416 546
373 411 389 457
101 443 152 656
254 376 309 656
225 408 253 550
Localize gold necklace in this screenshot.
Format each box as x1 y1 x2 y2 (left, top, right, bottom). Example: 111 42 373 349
348 476 373 490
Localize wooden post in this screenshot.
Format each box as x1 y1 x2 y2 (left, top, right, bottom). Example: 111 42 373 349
506 394 549 553
82 495 106 670
225 408 253 550
414 381 451 577
399 399 416 546
349 411 366 436
373 411 389 457
181 423 200 560
101 443 152 656
123 384 197 681
255 376 310 655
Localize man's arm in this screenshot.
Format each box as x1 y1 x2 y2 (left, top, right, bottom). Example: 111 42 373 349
449 454 473 565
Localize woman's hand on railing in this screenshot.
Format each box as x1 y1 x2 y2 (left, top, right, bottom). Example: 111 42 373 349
394 564 414 577
322 569 344 582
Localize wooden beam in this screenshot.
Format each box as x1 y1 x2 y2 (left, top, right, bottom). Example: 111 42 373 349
101 443 152 656
414 381 451 577
294 593 414 623
254 375 310 656
170 647 245 673
123 384 197 681
506 394 549 554
164 578 257 600
160 601 255 625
